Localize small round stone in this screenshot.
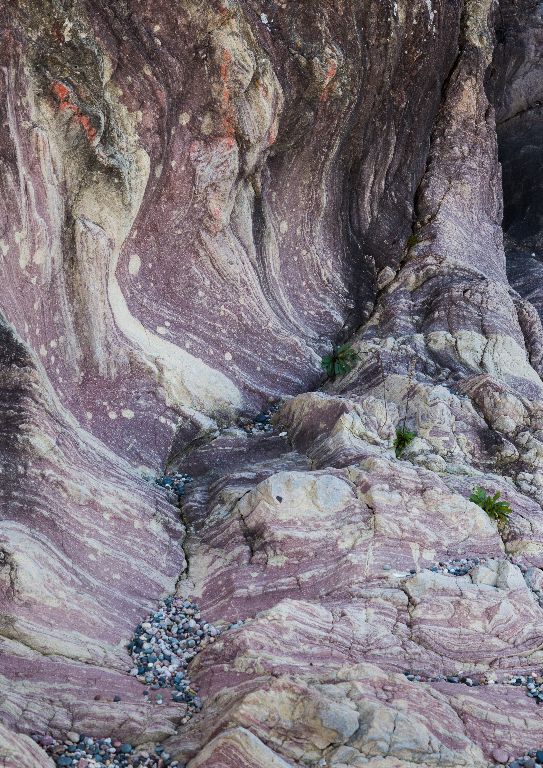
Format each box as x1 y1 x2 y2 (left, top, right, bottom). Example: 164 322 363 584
491 747 509 764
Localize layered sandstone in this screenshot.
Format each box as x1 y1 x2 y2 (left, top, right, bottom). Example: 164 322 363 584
2 1 543 767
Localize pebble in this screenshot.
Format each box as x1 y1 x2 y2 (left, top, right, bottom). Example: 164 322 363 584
128 596 218 718
238 404 279 436
155 473 192 504
403 669 543 698
492 748 509 764
429 556 486 577
227 619 244 630
33 734 183 768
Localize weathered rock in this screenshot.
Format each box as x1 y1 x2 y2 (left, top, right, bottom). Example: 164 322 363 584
0 320 185 738
186 727 293 768
3 0 543 766
0 723 55 768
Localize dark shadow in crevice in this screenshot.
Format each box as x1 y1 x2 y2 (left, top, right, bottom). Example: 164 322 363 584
489 0 543 313
498 105 543 314
500 106 543 242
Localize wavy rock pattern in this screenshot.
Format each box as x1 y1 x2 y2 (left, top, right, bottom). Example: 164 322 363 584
2 0 543 767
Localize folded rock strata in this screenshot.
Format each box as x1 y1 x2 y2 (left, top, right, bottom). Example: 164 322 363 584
2 0 543 767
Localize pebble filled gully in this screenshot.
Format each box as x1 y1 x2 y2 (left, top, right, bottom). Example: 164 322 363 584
31 447 253 767
33 597 221 766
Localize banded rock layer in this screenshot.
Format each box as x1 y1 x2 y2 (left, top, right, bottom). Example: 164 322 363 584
2 0 543 767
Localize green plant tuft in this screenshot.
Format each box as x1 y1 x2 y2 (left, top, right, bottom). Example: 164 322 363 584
469 487 512 524
406 232 422 249
321 344 359 379
394 426 416 458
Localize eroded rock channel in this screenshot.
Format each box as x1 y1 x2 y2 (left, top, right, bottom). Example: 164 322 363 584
3 0 543 767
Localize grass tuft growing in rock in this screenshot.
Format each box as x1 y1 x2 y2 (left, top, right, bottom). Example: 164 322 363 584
394 426 416 458
469 487 512 524
321 344 359 379
406 231 422 249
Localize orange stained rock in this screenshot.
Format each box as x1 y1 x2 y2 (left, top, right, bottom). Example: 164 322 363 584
267 122 278 147
50 80 97 143
320 60 338 103
51 80 70 102
219 49 236 138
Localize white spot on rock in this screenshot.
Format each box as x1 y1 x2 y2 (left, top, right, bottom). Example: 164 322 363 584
225 352 233 361
62 18 73 42
128 254 141 276
121 409 135 419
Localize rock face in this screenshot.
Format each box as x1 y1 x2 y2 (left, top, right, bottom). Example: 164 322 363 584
2 0 543 767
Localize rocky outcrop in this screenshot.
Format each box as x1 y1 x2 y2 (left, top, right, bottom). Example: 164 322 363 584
0 723 55 768
2 0 543 767
0 319 186 741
